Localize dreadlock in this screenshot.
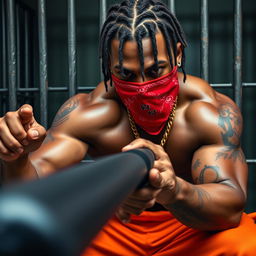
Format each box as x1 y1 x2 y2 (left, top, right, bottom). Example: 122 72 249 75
99 0 187 90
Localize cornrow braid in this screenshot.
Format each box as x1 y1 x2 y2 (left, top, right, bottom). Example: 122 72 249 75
99 0 187 91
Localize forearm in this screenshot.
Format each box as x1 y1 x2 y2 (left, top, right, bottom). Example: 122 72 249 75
163 177 245 231
0 154 39 184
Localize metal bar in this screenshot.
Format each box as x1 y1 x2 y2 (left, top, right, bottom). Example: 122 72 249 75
38 0 48 127
6 0 17 110
233 0 242 108
247 159 256 164
200 0 209 81
99 0 107 81
68 0 77 97
211 83 256 88
168 0 176 14
32 12 37 90
2 0 7 90
15 4 20 90
17 88 39 92
243 83 256 87
211 83 232 88
77 86 98 91
24 9 30 89
99 0 107 31
0 86 96 93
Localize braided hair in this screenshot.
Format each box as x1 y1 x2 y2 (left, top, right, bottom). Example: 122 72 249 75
99 0 187 90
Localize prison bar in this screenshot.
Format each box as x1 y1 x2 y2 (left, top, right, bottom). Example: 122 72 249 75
247 159 256 164
233 0 242 108
99 0 107 31
6 0 17 110
1 0 7 91
99 0 107 81
200 0 209 81
68 0 77 97
15 4 20 90
38 0 48 127
168 0 175 14
1 1 7 114
24 9 30 89
0 149 154 256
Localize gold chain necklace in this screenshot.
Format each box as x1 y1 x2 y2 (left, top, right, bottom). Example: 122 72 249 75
127 97 178 147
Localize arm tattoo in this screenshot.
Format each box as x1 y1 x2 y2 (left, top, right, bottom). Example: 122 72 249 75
166 186 211 226
52 98 79 128
192 159 201 171
217 103 245 163
197 165 220 184
194 186 211 210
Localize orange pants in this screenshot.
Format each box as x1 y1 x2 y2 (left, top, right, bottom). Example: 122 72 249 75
82 211 256 256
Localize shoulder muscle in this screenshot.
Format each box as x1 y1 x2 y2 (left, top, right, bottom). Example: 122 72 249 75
185 91 243 148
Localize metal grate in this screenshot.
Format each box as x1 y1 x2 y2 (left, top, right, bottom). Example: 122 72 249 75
1 0 256 166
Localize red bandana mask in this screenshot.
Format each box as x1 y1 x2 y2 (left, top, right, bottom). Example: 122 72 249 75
112 66 179 135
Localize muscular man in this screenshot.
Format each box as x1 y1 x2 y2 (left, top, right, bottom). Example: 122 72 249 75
1 0 256 255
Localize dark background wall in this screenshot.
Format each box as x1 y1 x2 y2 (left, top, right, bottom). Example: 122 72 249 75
2 0 256 212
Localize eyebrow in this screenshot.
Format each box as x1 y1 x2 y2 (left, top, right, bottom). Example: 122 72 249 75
114 60 168 73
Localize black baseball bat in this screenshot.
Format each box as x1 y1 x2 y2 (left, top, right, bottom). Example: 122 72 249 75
0 148 154 256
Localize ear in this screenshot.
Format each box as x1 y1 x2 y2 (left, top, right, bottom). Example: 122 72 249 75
176 42 183 67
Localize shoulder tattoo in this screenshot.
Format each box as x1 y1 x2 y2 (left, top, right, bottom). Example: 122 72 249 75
52 98 79 128
216 103 245 163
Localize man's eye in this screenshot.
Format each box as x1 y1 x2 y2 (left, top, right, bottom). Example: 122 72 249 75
120 71 135 80
148 67 164 77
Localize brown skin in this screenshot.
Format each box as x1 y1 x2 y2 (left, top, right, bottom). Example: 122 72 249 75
0 33 247 231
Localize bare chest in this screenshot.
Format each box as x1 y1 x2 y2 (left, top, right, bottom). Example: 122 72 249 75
87 110 198 182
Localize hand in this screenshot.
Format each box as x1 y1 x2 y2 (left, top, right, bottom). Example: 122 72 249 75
116 139 178 223
0 104 46 162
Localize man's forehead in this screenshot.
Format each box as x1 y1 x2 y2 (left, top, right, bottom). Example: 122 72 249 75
110 32 168 60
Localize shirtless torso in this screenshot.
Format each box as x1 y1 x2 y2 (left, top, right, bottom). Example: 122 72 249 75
0 33 247 231
34 73 245 185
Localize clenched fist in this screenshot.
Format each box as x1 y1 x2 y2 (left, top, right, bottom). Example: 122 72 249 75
0 104 46 162
116 138 178 223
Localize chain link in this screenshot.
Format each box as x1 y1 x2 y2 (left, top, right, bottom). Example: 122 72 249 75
127 97 178 147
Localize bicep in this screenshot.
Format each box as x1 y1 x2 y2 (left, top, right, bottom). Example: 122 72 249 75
191 144 248 197
189 95 247 196
30 130 88 176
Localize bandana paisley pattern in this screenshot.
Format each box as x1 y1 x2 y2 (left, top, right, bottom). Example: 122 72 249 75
112 66 179 135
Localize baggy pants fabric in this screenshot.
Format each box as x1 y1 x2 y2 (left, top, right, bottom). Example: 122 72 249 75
82 211 256 256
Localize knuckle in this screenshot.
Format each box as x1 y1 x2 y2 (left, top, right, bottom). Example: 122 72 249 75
8 141 19 150
14 130 26 139
0 146 8 155
5 111 14 119
163 159 170 166
135 138 144 144
140 189 153 200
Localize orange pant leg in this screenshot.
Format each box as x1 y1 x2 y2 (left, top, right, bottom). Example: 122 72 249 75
82 212 256 256
156 212 256 256
82 215 147 256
